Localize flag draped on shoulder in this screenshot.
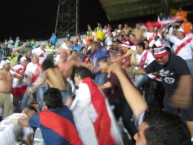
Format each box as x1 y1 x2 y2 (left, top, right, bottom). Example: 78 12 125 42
82 77 123 145
39 109 83 145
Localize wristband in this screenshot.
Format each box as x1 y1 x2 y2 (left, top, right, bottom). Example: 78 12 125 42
29 87 35 93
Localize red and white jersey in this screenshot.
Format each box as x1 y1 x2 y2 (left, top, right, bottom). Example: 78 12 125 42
12 64 28 97
136 50 162 81
12 64 26 87
143 31 154 42
135 50 155 69
167 32 193 60
24 62 41 85
70 77 123 145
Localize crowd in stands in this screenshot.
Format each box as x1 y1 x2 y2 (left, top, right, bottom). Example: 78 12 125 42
0 7 193 145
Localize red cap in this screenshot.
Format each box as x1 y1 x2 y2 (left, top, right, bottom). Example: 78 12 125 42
154 46 169 58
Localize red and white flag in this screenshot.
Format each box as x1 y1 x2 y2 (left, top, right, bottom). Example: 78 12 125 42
70 77 123 145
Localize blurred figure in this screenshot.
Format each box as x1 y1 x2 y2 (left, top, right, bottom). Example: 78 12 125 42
112 63 192 145
181 18 193 34
0 105 37 145
175 7 187 22
49 32 57 46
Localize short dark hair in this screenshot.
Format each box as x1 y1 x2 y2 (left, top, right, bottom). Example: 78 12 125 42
98 57 108 63
143 109 191 145
25 105 38 113
71 50 78 54
75 66 92 79
43 88 63 109
81 46 87 51
137 42 145 50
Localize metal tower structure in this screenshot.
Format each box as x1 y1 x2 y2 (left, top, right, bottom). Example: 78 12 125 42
55 0 79 38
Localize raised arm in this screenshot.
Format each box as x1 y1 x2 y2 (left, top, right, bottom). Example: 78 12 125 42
28 72 47 94
98 81 112 89
12 45 26 54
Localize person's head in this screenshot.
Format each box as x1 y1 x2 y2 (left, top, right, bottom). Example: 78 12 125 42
136 42 145 54
121 41 131 52
32 54 39 64
66 40 72 48
153 46 170 66
59 49 68 61
90 41 98 53
135 23 141 29
81 46 88 54
118 24 122 30
74 66 92 86
11 50 17 57
176 27 185 39
143 39 149 50
73 39 78 46
43 88 63 109
42 57 55 71
124 23 128 28
134 109 191 145
40 43 46 50
47 40 53 46
0 58 11 71
20 57 28 67
71 50 78 59
24 49 32 58
22 105 37 118
98 57 110 74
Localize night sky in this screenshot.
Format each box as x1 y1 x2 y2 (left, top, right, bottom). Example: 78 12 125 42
0 0 192 41
0 0 108 41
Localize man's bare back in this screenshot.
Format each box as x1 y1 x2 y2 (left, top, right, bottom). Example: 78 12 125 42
45 67 66 91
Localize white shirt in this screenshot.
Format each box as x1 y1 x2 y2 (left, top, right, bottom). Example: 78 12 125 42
60 42 69 50
0 113 33 145
135 50 155 70
32 47 47 64
70 83 98 145
12 64 27 87
167 29 193 60
70 82 123 145
24 62 41 85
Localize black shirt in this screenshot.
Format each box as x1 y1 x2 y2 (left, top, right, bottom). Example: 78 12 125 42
145 54 191 96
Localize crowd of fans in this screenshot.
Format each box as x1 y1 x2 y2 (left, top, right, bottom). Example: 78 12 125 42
0 7 193 145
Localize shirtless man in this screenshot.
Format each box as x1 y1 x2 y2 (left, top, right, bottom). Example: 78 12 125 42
57 49 75 79
134 23 144 40
57 49 91 97
0 59 23 119
57 49 91 79
28 57 72 106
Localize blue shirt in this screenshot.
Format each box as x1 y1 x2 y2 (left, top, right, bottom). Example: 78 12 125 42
29 106 82 145
90 47 109 72
70 44 82 58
